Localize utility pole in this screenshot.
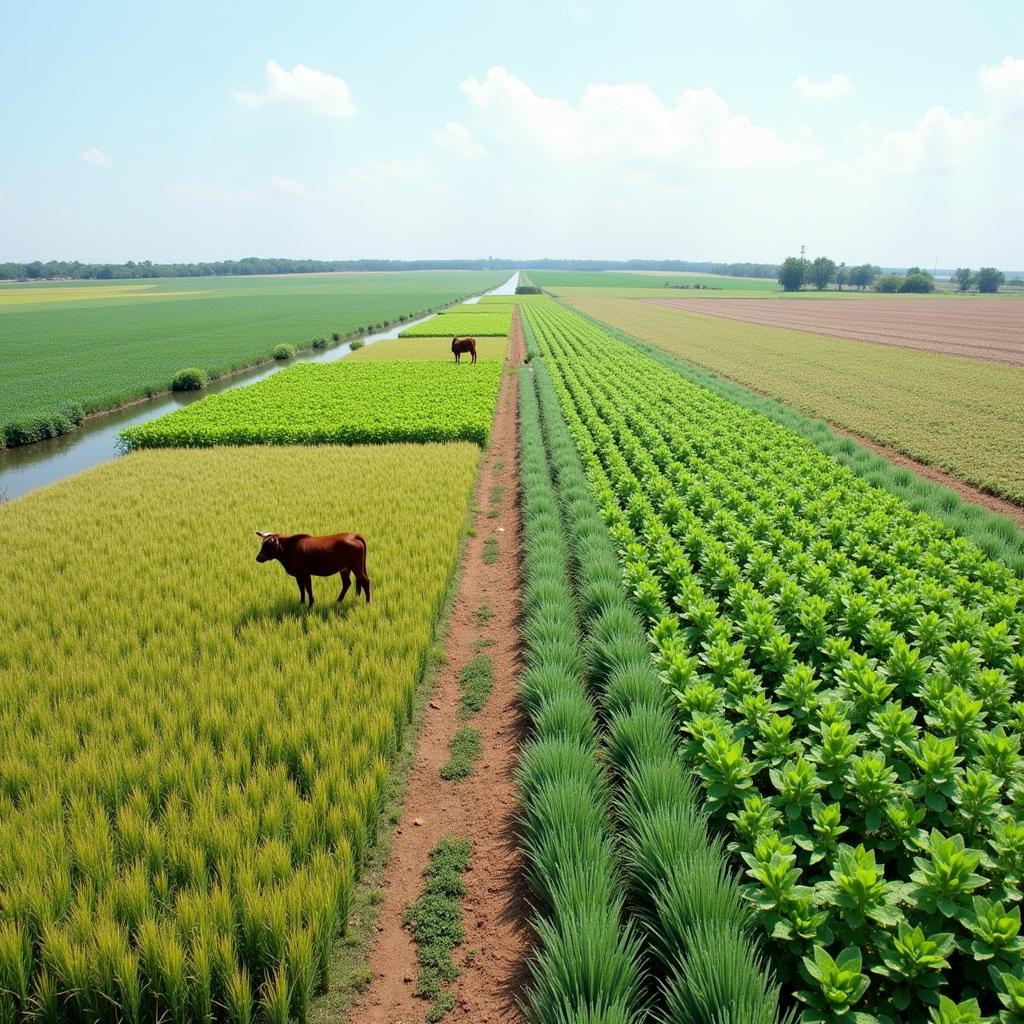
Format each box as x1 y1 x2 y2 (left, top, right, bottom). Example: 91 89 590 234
800 244 806 260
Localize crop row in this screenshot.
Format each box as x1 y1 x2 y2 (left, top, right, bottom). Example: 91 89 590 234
523 296 1024 1023
398 310 511 337
0 444 479 1023
519 353 788 1022
119 361 503 450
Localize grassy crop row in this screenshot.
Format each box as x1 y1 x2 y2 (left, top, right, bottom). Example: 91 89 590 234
399 310 512 338
519 352 786 1022
119 361 503 450
517 365 646 1022
0 271 506 446
0 443 479 1023
524 295 1024 1022
571 296 1024 506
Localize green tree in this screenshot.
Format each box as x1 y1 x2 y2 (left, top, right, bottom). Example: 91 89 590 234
976 267 1005 293
809 257 836 291
874 274 903 293
900 272 936 293
849 264 879 290
954 268 974 292
779 256 809 292
835 263 850 291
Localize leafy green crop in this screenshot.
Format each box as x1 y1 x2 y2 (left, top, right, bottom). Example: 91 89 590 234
524 295 1024 1022
120 360 502 449
399 310 511 337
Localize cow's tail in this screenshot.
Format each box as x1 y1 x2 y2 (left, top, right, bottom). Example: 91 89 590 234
355 534 370 602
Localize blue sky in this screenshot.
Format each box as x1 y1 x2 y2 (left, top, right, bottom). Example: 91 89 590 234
1 0 1021 266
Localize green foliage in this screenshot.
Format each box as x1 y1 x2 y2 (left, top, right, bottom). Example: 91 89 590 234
440 727 483 781
977 268 1005 294
120 360 503 449
874 275 903 293
400 310 511 337
483 536 500 564
404 836 472 1018
348 337 365 350
272 343 295 359
779 257 809 292
523 294 1024 1022
169 367 208 391
901 273 936 294
458 656 494 718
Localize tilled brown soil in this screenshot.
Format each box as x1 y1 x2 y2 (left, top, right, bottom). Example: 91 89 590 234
648 296 1024 364
349 314 529 1024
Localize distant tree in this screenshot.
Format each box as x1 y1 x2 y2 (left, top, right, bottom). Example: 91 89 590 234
874 274 903 293
808 257 836 291
976 267 1005 293
905 266 923 277
779 257 808 292
834 263 850 291
849 264 879 290
900 273 936 293
954 268 974 292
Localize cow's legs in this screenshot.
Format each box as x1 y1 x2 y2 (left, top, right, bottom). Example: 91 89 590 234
299 575 314 606
296 576 306 604
472 349 477 364
359 574 371 603
338 569 351 602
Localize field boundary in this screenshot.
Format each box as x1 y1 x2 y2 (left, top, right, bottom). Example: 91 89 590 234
565 298 1024 574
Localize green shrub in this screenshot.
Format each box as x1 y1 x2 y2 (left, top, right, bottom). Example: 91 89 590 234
272 344 295 360
349 338 365 351
874 274 902 293
170 368 208 392
312 337 329 350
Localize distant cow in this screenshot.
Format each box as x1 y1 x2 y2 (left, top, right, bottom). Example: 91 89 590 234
451 336 477 364
256 531 370 605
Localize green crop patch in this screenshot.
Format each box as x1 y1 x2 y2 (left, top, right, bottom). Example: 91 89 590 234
400 310 511 337
120 360 503 449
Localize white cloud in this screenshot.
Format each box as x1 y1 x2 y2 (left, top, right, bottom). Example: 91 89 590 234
980 56 1024 117
80 147 112 167
233 60 354 119
792 73 854 101
433 121 485 159
864 106 984 175
270 175 309 198
460 66 821 171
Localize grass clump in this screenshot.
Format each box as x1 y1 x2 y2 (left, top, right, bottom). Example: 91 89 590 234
349 337 365 350
404 836 472 1019
474 605 495 627
170 367 208 391
483 536 500 564
458 656 494 718
440 727 483 781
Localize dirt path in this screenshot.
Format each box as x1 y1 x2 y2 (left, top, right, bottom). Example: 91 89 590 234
350 314 529 1024
647 296 1024 364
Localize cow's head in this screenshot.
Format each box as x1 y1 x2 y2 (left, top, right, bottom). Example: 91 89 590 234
451 337 457 350
255 531 282 562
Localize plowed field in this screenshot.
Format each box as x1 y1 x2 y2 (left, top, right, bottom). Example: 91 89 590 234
649 296 1024 364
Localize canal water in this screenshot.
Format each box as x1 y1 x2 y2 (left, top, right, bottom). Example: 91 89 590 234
0 274 519 502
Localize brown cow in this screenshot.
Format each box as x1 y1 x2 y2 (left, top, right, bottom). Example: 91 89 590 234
451 336 477 364
256 531 370 605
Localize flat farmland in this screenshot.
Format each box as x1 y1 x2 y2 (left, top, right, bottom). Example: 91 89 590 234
571 295 1024 504
0 270 505 443
651 295 1024 364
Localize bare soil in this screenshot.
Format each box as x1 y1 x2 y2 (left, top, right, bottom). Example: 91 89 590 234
649 296 1024 364
350 311 529 1024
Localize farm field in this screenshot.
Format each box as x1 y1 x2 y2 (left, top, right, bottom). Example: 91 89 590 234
650 295 1024 364
521 295 1024 1021
530 269 781 295
347 336 508 361
0 442 479 1022
399 309 512 337
119 360 503 449
569 295 1024 505
0 270 505 446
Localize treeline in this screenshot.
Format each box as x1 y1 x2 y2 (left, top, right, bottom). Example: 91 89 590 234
0 256 781 282
779 256 1007 294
